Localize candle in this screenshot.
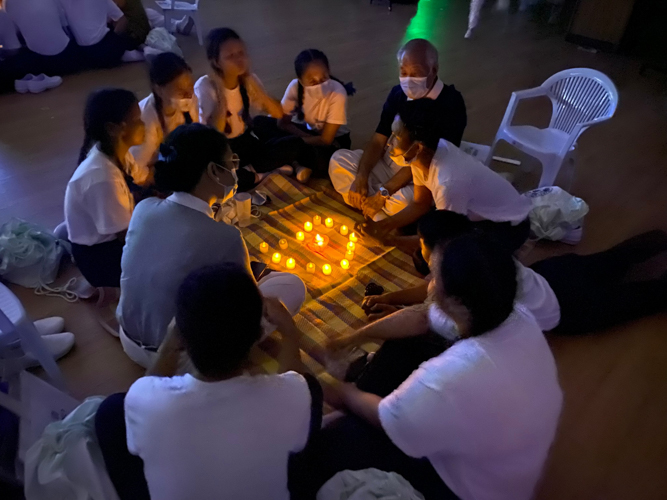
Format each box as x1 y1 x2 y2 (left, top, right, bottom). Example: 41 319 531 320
279 238 288 250
340 259 350 270
296 231 305 242
349 232 358 243
285 257 296 270
306 262 316 273
345 250 355 261
315 233 325 247
259 242 269 254
340 225 349 236
313 215 322 225
347 241 356 252
272 252 282 264
304 221 313 232
322 263 332 276
325 217 334 228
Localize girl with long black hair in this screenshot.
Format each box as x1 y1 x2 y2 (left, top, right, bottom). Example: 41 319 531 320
65 88 146 288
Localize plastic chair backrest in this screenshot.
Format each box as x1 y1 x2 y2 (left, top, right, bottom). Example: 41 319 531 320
542 68 618 135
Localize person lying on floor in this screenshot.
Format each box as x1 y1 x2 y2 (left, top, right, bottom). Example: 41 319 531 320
291 235 563 500
250 48 354 183
65 88 147 289
328 38 467 221
131 52 199 174
195 28 296 191
353 210 667 337
96 263 322 500
358 98 532 254
117 123 306 368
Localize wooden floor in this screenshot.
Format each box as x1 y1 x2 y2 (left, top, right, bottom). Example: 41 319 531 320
1 0 667 498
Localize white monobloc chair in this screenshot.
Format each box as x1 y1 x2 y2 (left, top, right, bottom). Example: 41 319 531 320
155 0 204 45
486 68 618 188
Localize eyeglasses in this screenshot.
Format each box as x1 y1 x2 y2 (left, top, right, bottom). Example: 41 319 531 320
212 154 240 173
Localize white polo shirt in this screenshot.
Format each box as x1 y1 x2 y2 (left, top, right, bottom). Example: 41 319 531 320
130 93 199 169
281 78 349 136
64 146 135 246
412 139 532 224
379 307 563 500
57 0 123 46
125 371 312 500
195 74 265 139
0 10 21 52
517 262 560 331
5 0 70 56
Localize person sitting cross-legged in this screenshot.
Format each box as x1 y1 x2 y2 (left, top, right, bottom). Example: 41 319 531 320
96 263 322 500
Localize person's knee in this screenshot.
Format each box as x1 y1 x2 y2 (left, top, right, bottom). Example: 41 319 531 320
258 272 306 316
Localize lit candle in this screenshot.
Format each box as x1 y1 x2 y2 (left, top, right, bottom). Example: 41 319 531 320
340 259 350 270
313 215 322 225
345 250 355 261
340 225 349 236
322 263 332 276
349 232 358 243
279 238 288 250
347 241 356 252
272 252 282 264
259 242 269 254
304 221 313 232
325 217 334 228
315 233 325 247
306 262 316 273
296 231 305 242
285 257 296 270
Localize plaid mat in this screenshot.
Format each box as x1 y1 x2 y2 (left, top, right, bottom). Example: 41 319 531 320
241 174 425 375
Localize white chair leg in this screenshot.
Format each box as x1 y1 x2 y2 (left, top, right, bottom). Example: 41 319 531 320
164 11 175 33
538 155 564 188
194 12 204 45
485 136 500 166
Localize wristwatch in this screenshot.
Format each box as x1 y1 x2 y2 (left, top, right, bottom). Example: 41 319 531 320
379 186 390 199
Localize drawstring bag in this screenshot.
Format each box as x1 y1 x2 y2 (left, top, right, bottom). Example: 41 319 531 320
525 187 589 242
0 219 75 300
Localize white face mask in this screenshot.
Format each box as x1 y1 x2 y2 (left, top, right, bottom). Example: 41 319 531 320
304 80 331 101
388 135 418 167
400 76 429 100
209 162 239 204
428 303 460 342
172 97 193 113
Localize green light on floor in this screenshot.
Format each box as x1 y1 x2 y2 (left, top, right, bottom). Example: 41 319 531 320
402 0 447 45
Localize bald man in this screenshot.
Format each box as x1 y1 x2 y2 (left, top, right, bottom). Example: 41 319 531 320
329 39 466 222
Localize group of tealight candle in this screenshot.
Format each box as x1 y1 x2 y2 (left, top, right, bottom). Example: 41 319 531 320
257 215 360 276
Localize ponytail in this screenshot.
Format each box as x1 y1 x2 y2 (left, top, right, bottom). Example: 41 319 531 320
239 80 251 127
79 88 138 166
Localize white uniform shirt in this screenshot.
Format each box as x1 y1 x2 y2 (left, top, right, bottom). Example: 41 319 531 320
57 0 123 46
5 0 70 56
281 78 349 136
125 371 312 500
130 93 199 170
516 262 561 331
379 307 563 500
64 146 135 246
195 74 265 139
412 139 531 224
0 10 21 51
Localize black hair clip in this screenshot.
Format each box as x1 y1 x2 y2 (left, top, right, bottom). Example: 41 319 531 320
158 144 178 163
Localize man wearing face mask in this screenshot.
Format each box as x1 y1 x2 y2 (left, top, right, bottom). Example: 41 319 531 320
329 38 466 222
118 124 306 368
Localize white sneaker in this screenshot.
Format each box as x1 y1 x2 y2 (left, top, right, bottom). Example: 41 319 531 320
176 16 195 35
33 317 65 336
296 166 313 183
27 74 62 94
14 74 37 93
21 332 75 369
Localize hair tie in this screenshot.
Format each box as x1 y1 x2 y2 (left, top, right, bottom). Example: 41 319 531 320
158 144 178 163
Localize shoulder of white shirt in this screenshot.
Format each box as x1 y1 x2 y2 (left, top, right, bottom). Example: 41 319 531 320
167 191 214 218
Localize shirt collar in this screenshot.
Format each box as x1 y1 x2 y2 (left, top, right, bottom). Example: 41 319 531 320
167 192 214 218
426 78 444 100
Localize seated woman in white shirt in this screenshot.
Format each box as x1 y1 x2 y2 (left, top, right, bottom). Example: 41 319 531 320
130 52 199 175
195 28 299 191
293 235 563 500
359 98 532 255
118 123 306 368
97 263 322 500
252 49 354 182
64 88 146 288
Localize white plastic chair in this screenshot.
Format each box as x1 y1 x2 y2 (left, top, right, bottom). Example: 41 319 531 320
0 283 65 390
486 68 618 188
155 0 204 45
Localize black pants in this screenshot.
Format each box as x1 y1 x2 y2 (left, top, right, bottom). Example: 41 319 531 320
252 116 352 178
78 31 128 70
531 230 667 335
71 239 123 288
291 334 457 500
